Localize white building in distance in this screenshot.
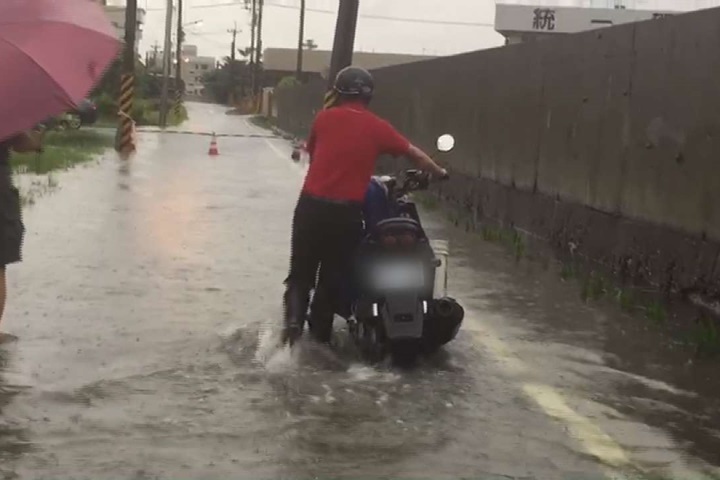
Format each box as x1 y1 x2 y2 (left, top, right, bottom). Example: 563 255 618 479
495 3 678 45
182 54 216 96
151 45 216 96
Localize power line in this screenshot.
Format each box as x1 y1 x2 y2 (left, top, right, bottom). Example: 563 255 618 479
276 3 494 27
145 1 494 27
180 32 232 51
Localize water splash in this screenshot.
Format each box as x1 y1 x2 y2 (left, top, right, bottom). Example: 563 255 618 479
263 343 300 374
254 322 302 373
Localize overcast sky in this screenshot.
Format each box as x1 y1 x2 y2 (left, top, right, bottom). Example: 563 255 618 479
112 0 720 60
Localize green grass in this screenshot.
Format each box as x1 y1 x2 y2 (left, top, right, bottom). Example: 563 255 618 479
483 225 501 245
10 129 113 175
616 288 637 312
691 315 720 357
560 262 580 281
581 272 608 302
645 300 667 324
481 225 526 261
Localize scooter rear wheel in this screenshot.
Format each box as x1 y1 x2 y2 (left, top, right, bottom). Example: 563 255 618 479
390 340 421 367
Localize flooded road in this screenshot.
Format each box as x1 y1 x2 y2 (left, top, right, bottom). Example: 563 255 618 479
1 102 719 479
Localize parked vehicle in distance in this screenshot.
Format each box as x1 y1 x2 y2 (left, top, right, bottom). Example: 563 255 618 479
72 98 98 126
41 98 99 131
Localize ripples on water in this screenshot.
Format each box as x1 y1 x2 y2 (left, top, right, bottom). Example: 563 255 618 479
0 317 473 478
209 319 474 477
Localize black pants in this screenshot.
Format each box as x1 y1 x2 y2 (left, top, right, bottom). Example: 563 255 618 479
0 166 24 267
283 194 363 343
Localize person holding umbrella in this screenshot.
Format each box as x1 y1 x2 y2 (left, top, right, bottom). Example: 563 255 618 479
0 0 120 341
0 131 44 342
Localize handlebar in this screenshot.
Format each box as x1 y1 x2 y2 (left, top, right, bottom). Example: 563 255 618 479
382 169 449 197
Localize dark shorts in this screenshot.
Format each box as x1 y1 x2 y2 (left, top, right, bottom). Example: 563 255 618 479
0 167 24 267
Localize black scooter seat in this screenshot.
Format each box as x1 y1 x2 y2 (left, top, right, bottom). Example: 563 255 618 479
372 217 424 238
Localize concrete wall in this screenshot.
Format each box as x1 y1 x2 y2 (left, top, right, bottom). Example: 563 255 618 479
274 7 720 297
274 82 324 138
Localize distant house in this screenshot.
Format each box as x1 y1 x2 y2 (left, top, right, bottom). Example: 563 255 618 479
148 44 216 97
261 48 437 87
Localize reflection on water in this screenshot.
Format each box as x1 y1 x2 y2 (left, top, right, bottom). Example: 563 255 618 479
0 348 32 478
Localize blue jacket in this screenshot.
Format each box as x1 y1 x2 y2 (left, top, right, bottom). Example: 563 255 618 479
362 177 391 233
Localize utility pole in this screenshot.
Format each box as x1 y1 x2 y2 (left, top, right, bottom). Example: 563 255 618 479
324 0 359 108
159 0 174 128
230 22 238 63
151 41 160 71
175 0 183 87
295 0 306 81
254 0 264 98
249 0 257 65
115 0 137 157
228 22 239 105
122 2 137 90
248 0 258 98
174 0 183 117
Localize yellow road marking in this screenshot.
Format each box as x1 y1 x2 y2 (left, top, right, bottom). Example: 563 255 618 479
468 325 631 474
523 383 630 468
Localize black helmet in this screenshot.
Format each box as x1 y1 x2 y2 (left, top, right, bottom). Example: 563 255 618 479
333 66 374 101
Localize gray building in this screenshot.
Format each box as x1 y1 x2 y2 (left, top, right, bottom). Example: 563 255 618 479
262 48 437 86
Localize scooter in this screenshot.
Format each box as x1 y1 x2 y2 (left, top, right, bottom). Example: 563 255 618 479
291 134 464 365
342 134 464 365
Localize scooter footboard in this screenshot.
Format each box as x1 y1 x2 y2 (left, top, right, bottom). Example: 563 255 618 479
380 293 425 340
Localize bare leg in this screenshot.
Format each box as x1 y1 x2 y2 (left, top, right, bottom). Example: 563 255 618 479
0 267 17 344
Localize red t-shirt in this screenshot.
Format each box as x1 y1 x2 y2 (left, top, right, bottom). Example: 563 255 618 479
302 102 411 202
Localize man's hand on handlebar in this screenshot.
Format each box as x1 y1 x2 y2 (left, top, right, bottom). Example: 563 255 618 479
408 144 448 181
427 167 449 181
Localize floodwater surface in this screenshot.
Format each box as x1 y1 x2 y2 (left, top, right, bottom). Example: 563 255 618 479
1 103 719 480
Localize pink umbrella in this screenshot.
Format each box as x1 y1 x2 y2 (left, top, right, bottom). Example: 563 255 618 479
0 0 121 142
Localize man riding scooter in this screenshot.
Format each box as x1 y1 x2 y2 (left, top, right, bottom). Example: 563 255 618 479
281 66 448 346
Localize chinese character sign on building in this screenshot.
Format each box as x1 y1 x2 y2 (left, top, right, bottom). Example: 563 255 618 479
532 8 556 31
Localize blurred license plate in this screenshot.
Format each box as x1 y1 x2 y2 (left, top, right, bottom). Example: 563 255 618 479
372 261 425 290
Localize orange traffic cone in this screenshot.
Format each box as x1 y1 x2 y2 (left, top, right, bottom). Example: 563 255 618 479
208 133 219 156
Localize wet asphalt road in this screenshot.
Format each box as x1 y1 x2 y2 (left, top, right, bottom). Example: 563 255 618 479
1 102 720 479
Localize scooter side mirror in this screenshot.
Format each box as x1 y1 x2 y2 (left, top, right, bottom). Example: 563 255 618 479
436 134 455 153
